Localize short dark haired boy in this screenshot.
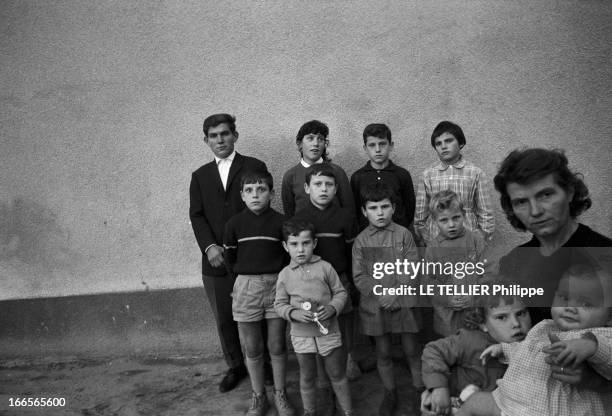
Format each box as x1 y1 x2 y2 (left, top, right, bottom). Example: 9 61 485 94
223 171 294 416
414 121 494 245
292 164 361 409
352 182 423 415
350 123 416 230
275 220 352 416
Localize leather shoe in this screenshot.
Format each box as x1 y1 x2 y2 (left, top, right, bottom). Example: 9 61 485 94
218 364 248 393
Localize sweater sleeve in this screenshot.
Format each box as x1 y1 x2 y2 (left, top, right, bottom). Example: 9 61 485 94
281 169 296 217
274 269 296 321
422 332 466 389
473 169 495 238
351 236 376 298
335 165 356 214
401 169 416 228
222 216 238 271
325 263 348 315
414 172 430 244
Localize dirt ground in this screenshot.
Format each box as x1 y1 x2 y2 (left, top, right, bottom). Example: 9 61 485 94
0 348 421 416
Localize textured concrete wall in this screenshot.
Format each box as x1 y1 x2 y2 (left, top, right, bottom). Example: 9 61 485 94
2 0 611 300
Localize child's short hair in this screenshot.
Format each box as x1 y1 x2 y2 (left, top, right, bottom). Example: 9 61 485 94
360 182 396 208
203 113 236 136
430 121 466 148
282 219 316 242
362 123 392 145
296 120 330 161
561 261 612 308
463 278 526 330
304 163 337 185
429 190 465 219
240 170 273 191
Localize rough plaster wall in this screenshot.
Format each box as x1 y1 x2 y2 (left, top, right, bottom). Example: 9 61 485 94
1 0 611 300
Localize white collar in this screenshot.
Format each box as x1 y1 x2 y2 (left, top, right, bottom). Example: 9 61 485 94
215 150 236 165
300 158 323 168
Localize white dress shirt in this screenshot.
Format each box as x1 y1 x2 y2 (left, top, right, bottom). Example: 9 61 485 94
214 150 236 190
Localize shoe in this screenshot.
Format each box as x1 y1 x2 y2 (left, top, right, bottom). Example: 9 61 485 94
317 386 335 416
274 389 296 416
379 388 397 416
218 364 248 393
264 361 274 386
246 391 270 416
346 354 362 381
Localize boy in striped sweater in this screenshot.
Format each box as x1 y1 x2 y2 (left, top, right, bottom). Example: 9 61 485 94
223 170 294 416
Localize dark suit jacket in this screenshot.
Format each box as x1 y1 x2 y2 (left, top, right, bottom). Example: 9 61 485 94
190 152 268 276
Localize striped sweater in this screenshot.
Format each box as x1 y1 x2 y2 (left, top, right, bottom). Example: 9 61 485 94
223 207 288 275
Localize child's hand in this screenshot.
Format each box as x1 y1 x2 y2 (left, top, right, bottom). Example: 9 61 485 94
378 294 398 310
448 295 471 310
480 344 503 365
290 309 313 323
315 305 335 321
542 336 598 367
429 387 451 415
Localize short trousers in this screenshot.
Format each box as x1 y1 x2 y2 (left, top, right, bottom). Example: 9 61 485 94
231 273 279 322
290 332 342 357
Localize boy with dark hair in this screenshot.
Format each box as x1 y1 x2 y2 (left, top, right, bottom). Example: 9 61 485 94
421 282 532 415
352 182 423 415
414 121 494 245
350 123 416 231
275 220 353 416
223 170 293 416
190 113 268 392
281 120 354 217
293 164 361 411
425 190 487 337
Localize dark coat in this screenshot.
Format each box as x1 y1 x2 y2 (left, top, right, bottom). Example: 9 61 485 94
189 152 267 276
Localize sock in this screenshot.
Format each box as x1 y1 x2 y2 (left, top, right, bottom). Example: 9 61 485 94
301 381 316 412
377 360 395 391
269 352 287 391
316 356 332 389
406 354 424 389
331 378 352 413
245 354 265 394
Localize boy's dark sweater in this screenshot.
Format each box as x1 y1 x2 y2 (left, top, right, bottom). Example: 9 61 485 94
223 207 288 275
350 160 416 230
293 201 357 275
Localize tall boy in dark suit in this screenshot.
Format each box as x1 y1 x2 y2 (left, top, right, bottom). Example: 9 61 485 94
190 113 268 392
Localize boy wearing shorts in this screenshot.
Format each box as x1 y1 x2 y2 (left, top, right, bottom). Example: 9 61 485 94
293 164 361 384
352 182 423 415
275 220 353 416
224 171 294 416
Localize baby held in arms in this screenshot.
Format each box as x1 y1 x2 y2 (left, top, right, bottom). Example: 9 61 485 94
421 281 532 415
457 263 612 416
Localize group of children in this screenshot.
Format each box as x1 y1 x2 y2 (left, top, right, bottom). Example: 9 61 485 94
219 119 611 416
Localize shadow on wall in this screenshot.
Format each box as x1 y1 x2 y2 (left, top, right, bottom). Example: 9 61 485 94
0 198 75 270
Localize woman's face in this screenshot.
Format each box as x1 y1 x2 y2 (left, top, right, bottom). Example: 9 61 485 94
506 174 574 239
